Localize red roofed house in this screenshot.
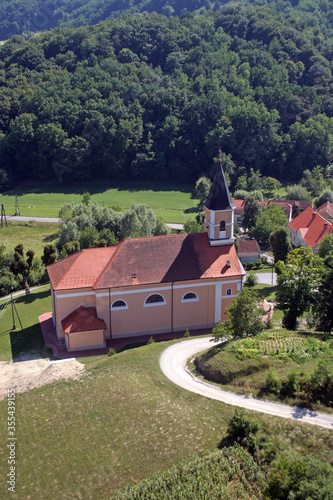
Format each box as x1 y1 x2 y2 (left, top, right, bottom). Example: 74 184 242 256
238 239 260 265
288 206 333 253
47 164 246 352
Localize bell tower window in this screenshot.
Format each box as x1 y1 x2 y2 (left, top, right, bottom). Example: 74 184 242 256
220 221 226 238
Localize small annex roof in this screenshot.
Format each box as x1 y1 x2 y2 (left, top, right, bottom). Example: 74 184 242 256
288 206 333 248
238 239 259 256
47 246 118 291
48 233 244 291
61 306 106 334
205 162 234 211
317 201 333 220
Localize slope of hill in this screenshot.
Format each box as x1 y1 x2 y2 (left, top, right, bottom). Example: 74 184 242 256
0 6 332 187
0 0 333 41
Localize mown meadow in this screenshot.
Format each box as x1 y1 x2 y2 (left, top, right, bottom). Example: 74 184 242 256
0 181 197 223
0 290 333 499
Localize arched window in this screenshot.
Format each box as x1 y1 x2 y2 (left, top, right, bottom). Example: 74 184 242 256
112 300 128 310
182 292 198 302
226 288 232 296
145 294 166 306
220 221 226 231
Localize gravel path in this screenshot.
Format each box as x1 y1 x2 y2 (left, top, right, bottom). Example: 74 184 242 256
160 337 333 430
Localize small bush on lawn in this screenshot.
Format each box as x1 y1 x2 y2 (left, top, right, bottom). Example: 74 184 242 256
247 261 254 270
107 348 116 356
245 272 259 287
264 367 281 394
184 329 191 338
147 336 155 345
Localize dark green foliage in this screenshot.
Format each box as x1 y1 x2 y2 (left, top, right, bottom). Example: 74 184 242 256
41 244 57 266
242 196 261 231
184 220 204 233
267 453 333 500
269 227 292 266
252 205 288 246
244 272 259 287
276 248 323 330
312 252 333 333
213 288 265 340
10 244 35 290
227 409 261 455
314 189 333 209
264 368 281 394
0 5 332 186
62 240 80 257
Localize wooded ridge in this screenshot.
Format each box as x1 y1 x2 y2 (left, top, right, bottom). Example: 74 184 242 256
0 2 332 187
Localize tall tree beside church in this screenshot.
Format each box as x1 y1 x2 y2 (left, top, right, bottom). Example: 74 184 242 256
242 195 261 231
269 227 291 266
10 244 35 292
276 248 322 330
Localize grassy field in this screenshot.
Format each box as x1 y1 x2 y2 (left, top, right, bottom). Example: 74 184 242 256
0 181 197 223
0 290 333 498
0 286 53 362
0 221 59 257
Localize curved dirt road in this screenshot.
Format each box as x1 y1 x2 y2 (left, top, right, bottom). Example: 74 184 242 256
160 337 333 430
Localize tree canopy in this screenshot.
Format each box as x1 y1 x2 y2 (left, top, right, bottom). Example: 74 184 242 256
0 4 332 187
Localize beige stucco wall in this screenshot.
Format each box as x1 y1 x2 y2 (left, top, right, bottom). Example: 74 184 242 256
53 275 244 349
205 207 234 241
55 288 96 339
65 330 105 351
110 285 172 337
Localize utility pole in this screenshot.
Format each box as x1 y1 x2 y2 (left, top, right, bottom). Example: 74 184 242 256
1 203 7 227
15 195 20 215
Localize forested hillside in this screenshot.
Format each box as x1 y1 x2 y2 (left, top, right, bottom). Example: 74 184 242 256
0 5 332 186
0 0 333 41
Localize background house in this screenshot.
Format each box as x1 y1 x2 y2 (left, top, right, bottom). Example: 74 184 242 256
238 239 260 265
288 206 333 253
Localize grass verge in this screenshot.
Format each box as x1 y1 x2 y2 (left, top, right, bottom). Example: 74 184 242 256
1 181 197 222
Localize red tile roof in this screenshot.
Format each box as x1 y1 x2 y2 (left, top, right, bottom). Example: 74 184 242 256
47 247 117 290
48 233 244 291
61 306 106 333
288 206 333 249
238 239 259 256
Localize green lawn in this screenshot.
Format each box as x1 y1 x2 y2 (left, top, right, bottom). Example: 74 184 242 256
1 181 197 223
0 221 59 258
0 293 333 498
0 286 53 361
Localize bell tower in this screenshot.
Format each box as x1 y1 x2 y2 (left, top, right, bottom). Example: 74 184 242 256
204 160 235 246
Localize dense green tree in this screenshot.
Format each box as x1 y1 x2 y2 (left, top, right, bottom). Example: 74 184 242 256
276 247 323 330
312 252 333 333
212 288 265 340
41 244 57 266
252 204 288 245
314 189 333 208
269 227 292 266
10 244 35 291
79 227 99 249
194 176 212 211
317 234 333 259
242 195 261 231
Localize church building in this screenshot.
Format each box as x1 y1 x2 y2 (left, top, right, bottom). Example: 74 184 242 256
47 164 246 352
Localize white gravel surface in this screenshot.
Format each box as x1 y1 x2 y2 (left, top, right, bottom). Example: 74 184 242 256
160 337 333 430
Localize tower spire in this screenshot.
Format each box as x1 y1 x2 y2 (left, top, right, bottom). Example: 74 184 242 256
204 152 235 246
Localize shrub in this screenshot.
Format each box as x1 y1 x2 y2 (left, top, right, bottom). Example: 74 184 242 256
264 368 281 394
147 336 155 345
107 348 116 356
247 261 254 270
184 329 191 338
244 272 259 287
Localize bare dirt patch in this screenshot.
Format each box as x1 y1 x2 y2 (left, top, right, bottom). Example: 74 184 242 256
0 356 85 400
